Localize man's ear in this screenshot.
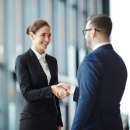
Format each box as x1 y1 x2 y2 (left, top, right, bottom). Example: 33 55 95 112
30 32 35 40
91 28 96 37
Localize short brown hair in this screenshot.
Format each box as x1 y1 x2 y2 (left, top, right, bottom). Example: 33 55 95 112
26 19 50 35
87 14 112 37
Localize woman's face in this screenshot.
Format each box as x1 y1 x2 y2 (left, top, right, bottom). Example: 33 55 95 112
31 26 51 54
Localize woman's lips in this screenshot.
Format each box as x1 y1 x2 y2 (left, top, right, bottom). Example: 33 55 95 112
41 42 48 47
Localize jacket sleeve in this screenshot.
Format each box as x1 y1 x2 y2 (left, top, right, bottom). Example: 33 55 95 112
15 55 52 102
71 60 102 130
73 87 79 102
55 60 63 127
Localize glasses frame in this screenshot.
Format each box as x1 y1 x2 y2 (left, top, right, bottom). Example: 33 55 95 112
82 28 100 36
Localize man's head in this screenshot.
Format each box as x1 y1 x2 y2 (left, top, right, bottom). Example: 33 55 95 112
84 14 112 50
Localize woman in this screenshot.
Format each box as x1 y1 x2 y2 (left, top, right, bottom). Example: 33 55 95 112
15 19 67 130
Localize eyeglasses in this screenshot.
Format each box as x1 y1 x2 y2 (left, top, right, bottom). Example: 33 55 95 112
82 28 100 36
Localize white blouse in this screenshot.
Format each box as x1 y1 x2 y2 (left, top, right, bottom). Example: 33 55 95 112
31 47 51 85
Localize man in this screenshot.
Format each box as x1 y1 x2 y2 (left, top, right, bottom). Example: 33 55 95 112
58 14 127 130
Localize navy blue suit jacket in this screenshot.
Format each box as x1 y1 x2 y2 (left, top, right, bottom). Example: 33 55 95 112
71 44 127 130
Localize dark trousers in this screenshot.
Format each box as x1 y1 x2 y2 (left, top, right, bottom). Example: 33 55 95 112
19 105 58 130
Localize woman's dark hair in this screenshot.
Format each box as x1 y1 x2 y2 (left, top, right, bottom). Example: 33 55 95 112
26 19 50 35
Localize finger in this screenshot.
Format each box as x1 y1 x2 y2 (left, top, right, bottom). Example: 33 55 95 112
63 85 70 90
59 95 65 99
55 92 61 98
58 82 64 85
61 96 67 99
59 82 67 86
57 93 61 98
56 85 63 88
61 93 67 98
54 93 59 97
67 89 70 93
66 92 70 95
66 92 69 95
59 92 66 98
53 92 57 96
57 83 62 86
66 92 70 96
54 92 57 95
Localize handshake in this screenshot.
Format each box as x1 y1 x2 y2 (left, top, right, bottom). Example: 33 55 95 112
51 83 71 98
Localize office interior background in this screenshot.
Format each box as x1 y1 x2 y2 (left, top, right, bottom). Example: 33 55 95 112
0 0 130 130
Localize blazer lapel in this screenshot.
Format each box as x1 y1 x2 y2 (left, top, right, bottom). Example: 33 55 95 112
45 54 55 86
28 48 48 85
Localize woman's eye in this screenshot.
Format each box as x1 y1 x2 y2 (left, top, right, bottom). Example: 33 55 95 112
41 34 45 36
49 35 51 37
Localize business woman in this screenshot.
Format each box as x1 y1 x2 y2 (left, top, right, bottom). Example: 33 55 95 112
15 19 67 130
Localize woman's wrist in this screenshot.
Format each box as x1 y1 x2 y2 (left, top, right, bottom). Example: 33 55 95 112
51 85 56 94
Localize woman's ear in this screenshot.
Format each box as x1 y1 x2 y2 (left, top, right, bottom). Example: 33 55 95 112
30 32 35 40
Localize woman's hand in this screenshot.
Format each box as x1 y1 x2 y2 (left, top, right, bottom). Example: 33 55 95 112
51 85 67 98
58 126 61 130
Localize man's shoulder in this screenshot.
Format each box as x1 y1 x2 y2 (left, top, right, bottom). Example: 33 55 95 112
84 51 102 62
79 52 102 71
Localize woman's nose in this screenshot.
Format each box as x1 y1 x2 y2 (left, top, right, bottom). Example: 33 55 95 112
45 36 49 42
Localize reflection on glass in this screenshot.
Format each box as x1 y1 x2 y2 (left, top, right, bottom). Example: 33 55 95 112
16 0 22 56
58 0 67 75
0 0 3 62
39 0 52 55
70 0 76 44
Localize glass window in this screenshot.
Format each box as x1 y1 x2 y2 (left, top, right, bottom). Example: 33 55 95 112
22 0 32 52
57 0 67 75
39 0 52 55
70 0 76 45
31 0 38 20
15 0 22 56
0 0 3 62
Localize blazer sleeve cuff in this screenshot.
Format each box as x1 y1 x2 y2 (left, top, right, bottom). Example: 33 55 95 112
41 86 52 98
73 87 79 102
57 115 63 127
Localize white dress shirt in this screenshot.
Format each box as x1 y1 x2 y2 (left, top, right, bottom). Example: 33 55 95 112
31 47 51 85
93 42 110 51
69 42 110 95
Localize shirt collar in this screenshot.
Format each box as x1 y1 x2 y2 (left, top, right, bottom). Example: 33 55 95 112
31 47 46 60
93 42 110 51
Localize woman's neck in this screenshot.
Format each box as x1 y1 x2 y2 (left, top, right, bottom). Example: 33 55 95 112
32 46 45 55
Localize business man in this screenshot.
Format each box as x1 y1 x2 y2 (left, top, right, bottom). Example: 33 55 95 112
58 14 127 130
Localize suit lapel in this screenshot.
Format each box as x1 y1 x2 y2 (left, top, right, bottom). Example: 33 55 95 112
45 54 55 86
28 48 48 85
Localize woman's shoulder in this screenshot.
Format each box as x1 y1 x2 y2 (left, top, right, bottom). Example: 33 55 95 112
15 50 30 64
46 54 57 62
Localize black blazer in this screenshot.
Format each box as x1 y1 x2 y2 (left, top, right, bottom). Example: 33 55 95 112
15 48 63 126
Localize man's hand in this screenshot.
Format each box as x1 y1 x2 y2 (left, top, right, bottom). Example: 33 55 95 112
58 126 61 130
51 85 67 98
58 83 71 91
56 83 71 98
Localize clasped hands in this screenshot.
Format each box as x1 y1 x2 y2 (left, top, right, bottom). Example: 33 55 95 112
51 83 71 98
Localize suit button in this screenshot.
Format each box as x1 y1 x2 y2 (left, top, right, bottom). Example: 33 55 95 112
47 96 49 98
